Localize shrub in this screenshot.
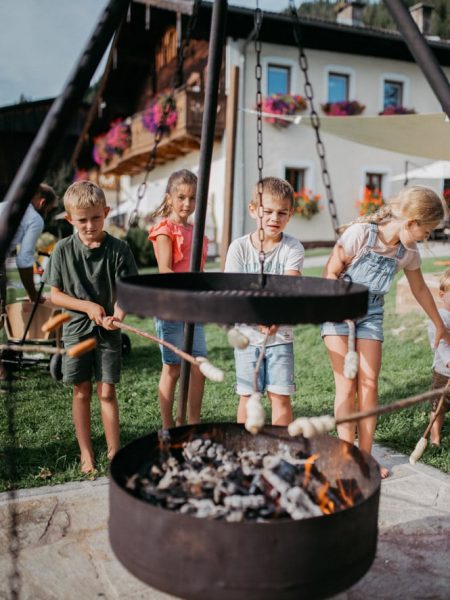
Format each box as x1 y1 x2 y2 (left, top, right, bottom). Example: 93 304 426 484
125 227 157 268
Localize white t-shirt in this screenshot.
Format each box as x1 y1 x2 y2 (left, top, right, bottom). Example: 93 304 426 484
225 233 304 346
428 308 450 377
338 223 421 272
0 202 44 268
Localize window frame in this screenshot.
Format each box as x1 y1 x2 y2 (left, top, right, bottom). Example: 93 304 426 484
323 65 356 103
379 73 410 112
261 56 299 97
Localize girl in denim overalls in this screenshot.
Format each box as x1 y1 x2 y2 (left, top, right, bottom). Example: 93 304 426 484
321 186 450 478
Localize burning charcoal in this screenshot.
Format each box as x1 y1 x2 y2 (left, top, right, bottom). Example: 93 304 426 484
223 494 266 511
125 473 139 491
282 486 323 519
225 510 244 522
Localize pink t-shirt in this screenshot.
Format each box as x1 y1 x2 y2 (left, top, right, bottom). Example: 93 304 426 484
338 223 421 272
149 218 208 272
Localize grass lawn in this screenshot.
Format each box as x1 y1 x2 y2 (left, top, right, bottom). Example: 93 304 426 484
1 256 450 491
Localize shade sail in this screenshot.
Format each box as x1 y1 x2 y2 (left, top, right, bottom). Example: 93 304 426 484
301 113 450 161
389 160 450 181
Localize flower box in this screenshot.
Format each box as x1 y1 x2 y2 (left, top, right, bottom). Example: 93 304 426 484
261 93 307 128
321 101 365 116
92 119 131 166
293 189 321 219
378 106 416 116
142 93 178 135
356 188 384 216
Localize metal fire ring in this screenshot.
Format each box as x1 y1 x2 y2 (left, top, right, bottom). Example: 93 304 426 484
117 273 368 325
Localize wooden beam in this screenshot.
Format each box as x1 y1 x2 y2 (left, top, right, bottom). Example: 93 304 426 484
220 64 239 270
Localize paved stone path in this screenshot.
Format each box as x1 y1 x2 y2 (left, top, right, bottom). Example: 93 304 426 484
1 443 450 600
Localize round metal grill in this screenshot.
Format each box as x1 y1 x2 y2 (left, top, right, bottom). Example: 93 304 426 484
117 273 368 325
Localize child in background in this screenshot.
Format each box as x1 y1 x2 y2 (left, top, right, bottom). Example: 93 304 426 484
149 169 208 429
44 181 138 473
427 268 450 447
225 177 304 426
321 185 450 478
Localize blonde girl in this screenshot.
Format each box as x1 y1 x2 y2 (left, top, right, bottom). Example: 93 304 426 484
148 170 208 428
321 186 450 478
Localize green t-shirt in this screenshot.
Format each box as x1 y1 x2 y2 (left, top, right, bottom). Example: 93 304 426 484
44 232 138 340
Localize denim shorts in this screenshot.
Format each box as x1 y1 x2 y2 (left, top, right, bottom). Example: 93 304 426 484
234 343 295 396
63 328 122 385
320 296 385 342
155 318 207 365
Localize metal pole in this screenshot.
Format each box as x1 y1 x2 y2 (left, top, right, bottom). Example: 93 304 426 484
0 0 130 264
177 0 228 425
383 0 450 117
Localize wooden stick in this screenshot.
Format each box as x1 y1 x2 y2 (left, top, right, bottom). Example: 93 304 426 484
112 320 224 382
335 387 450 426
0 338 96 357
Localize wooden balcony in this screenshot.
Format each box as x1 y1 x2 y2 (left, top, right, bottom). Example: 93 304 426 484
101 89 226 176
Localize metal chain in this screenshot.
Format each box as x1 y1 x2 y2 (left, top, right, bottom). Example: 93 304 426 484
129 0 202 227
288 0 340 236
254 3 266 282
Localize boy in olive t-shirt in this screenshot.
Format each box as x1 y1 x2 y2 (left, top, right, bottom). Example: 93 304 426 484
44 181 138 473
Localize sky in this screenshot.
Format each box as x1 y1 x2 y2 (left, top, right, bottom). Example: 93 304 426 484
0 0 291 109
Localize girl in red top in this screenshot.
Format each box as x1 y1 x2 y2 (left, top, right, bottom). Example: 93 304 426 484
149 170 208 428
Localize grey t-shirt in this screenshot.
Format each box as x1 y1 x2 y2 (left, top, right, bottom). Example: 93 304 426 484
225 233 304 346
44 232 138 341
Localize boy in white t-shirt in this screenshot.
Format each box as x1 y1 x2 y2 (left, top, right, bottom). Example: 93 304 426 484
225 177 304 426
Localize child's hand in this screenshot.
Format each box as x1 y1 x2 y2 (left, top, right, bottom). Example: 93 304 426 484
102 316 120 331
258 325 278 336
433 323 450 349
85 302 106 326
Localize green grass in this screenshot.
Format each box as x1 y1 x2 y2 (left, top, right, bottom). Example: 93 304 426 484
1 256 450 491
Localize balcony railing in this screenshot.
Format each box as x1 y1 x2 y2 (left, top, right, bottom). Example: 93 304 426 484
101 89 226 175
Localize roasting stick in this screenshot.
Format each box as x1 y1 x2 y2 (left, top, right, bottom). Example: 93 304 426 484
409 379 450 464
288 386 450 438
111 320 224 382
245 330 270 435
0 338 97 357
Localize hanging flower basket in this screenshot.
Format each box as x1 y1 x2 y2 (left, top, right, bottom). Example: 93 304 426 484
321 101 365 116
357 187 384 216
293 189 321 219
261 93 307 128
378 105 416 116
92 119 131 166
142 93 178 134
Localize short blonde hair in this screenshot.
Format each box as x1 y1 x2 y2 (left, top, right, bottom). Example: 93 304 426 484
63 181 106 214
250 177 295 209
439 268 450 292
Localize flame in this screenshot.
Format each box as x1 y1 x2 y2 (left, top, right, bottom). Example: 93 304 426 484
316 482 335 515
303 453 320 488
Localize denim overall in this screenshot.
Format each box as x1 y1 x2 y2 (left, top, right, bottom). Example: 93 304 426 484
321 223 406 341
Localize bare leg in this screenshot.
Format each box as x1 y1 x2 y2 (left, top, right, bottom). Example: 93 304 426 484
429 410 445 446
72 381 95 473
268 392 293 425
237 395 250 423
158 363 180 429
96 382 120 460
355 339 388 477
323 335 357 444
187 367 205 424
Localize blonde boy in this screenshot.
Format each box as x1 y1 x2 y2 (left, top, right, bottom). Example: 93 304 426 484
225 177 304 426
427 268 450 446
44 181 138 472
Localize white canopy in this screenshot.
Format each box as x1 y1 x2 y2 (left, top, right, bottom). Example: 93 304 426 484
301 113 450 161
389 160 450 182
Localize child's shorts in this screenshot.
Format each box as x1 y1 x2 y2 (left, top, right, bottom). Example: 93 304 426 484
63 328 122 385
155 318 207 365
234 343 295 396
430 370 450 412
320 298 384 342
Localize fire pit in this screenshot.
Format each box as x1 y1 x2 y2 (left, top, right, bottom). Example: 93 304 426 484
110 423 380 600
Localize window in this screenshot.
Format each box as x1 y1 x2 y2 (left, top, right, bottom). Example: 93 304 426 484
267 64 290 95
285 167 306 193
384 80 403 108
328 72 349 102
365 172 384 193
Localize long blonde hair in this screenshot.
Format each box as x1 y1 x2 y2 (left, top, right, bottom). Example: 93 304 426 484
339 185 446 233
149 169 198 221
